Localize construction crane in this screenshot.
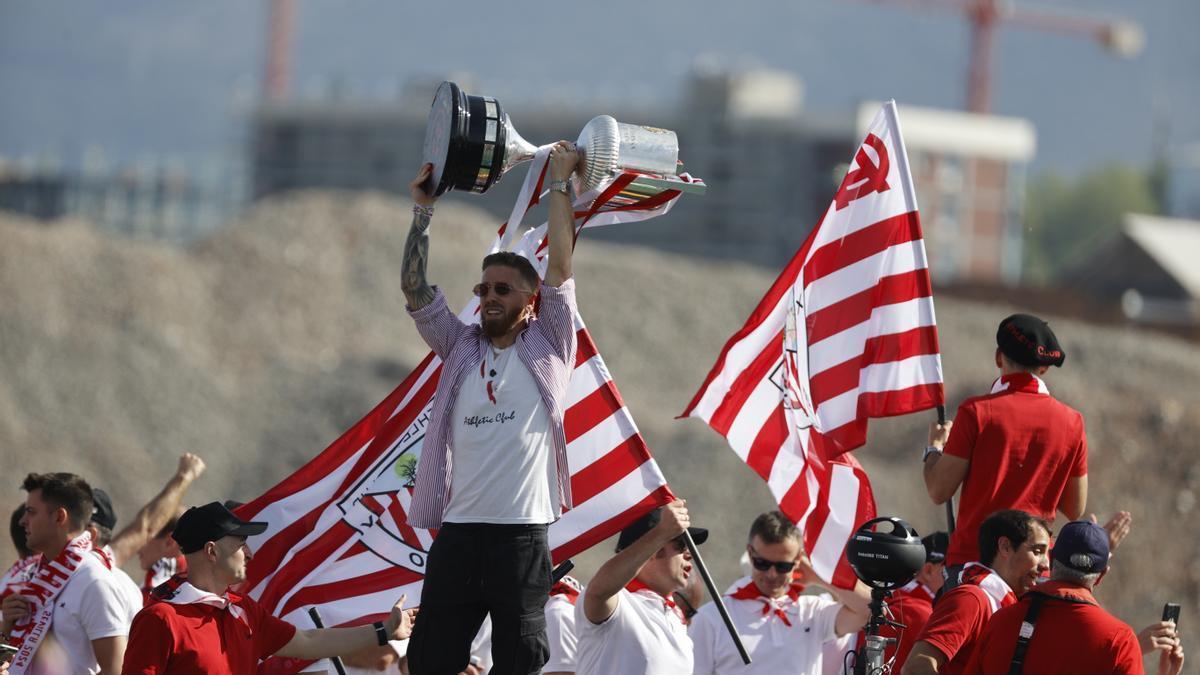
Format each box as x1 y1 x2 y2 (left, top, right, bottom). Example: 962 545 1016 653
858 0 1143 113
263 0 295 102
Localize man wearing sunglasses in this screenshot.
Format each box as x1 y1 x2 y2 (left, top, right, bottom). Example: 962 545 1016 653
400 143 584 675
690 511 872 675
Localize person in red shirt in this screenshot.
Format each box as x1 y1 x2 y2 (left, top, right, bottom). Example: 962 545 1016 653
872 531 948 672
965 520 1185 675
922 314 1088 565
901 510 1050 675
122 502 417 674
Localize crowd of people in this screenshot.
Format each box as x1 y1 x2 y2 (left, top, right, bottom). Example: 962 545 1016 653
0 154 1186 674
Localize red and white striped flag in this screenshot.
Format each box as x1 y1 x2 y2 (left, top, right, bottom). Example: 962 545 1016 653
682 101 943 589
237 149 700 673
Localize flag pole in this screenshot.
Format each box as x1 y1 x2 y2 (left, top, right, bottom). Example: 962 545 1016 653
936 405 956 533
682 530 752 665
307 607 349 675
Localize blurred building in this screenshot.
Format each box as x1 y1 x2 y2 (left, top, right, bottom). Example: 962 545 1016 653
1062 213 1200 325
249 68 1036 285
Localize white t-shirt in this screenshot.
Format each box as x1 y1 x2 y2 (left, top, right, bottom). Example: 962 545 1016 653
99 545 146 616
575 588 692 675
444 343 558 524
48 553 134 674
689 578 841 675
544 593 579 672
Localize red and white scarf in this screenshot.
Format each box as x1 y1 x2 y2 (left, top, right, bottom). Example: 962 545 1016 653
726 576 805 626
8 531 94 675
956 562 1017 614
625 579 685 624
153 578 251 630
990 373 1049 396
550 575 583 605
0 556 39 599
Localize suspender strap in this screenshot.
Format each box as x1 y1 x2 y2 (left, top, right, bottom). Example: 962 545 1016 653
1006 594 1047 675
1008 591 1095 675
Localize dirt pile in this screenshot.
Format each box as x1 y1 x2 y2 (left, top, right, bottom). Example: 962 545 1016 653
2 191 1197 649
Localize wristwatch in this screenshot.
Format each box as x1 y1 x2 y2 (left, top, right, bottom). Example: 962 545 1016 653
548 179 570 195
922 445 943 462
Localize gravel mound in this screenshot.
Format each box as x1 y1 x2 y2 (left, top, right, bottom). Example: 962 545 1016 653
2 191 1196 636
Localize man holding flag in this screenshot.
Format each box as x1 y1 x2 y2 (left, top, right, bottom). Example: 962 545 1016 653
400 143 583 675
682 100 943 590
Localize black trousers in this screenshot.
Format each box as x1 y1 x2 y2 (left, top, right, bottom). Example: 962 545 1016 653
407 522 551 675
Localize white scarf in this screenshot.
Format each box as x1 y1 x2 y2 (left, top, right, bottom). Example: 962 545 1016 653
8 531 93 675
160 580 250 630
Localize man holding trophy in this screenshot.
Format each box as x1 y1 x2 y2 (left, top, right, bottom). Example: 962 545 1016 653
400 141 583 675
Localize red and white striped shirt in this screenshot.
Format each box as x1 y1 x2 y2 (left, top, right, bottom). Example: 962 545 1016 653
405 279 577 529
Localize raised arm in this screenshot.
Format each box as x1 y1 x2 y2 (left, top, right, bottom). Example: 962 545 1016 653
402 164 438 310
108 453 206 566
277 595 417 660
543 142 582 288
582 500 689 625
923 421 968 505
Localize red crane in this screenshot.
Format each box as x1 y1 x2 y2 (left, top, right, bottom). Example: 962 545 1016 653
263 0 296 102
858 0 1143 113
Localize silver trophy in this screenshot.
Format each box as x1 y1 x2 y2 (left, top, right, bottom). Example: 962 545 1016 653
421 81 704 200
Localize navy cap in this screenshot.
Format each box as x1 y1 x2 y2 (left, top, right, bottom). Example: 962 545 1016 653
172 502 268 554
1052 521 1109 574
616 507 708 552
922 531 949 563
90 488 118 530
997 314 1065 368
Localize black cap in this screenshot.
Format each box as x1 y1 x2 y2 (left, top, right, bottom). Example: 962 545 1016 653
90 488 117 530
922 531 949 563
996 314 1065 368
615 506 708 552
172 501 268 554
1052 521 1109 574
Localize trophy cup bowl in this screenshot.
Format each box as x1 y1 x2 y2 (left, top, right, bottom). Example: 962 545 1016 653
421 81 704 198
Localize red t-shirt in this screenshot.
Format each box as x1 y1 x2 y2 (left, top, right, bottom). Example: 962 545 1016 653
122 591 297 674
964 581 1143 674
916 584 996 675
944 386 1088 564
883 582 935 669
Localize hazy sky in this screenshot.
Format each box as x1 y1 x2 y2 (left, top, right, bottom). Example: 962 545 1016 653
2 0 1196 177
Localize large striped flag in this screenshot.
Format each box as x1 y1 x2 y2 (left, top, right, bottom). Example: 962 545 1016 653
238 149 703 673
682 101 943 589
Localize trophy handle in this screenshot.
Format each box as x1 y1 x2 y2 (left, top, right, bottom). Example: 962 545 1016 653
500 117 538 176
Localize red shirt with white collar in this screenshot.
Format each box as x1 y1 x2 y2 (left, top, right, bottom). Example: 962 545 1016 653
943 374 1088 565
122 585 296 674
916 564 1016 675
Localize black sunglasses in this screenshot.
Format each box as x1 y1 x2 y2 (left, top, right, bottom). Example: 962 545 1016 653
473 282 531 298
747 545 798 574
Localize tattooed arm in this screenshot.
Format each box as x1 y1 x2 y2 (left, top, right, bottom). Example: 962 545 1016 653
403 163 438 310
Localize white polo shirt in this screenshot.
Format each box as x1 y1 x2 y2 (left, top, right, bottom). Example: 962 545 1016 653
48 552 134 674
545 592 579 672
689 576 841 675
575 586 692 675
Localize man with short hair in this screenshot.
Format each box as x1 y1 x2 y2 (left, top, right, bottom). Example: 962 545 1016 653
401 145 584 675
901 510 1050 675
922 314 1088 565
1 473 130 674
123 502 417 672
690 510 871 675
576 501 705 675
965 520 1183 675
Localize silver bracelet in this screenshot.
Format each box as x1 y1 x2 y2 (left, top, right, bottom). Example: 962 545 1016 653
412 204 435 217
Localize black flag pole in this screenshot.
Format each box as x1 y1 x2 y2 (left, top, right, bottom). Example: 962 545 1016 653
682 530 752 665
307 607 348 675
937 404 956 533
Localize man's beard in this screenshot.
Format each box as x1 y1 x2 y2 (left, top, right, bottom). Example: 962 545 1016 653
481 305 525 337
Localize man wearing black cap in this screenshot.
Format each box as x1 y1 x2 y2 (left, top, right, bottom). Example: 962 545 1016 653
922 313 1088 565
86 489 146 618
575 500 703 675
964 520 1182 674
123 502 418 673
872 531 949 671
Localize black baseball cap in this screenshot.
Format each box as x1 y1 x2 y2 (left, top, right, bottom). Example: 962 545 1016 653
90 488 118 530
921 531 949 563
172 501 268 554
615 506 708 552
996 314 1065 368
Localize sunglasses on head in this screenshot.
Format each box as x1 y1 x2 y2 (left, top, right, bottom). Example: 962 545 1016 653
472 282 530 298
747 546 798 574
